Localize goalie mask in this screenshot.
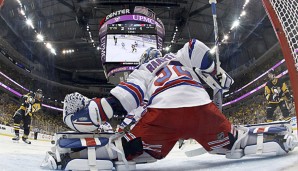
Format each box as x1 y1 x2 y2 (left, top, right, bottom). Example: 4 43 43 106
139 47 162 65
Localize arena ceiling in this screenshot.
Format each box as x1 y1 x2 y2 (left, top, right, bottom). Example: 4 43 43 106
0 0 277 89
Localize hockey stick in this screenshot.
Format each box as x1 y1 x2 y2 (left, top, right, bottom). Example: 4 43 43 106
184 147 207 157
184 1 222 157
210 0 223 111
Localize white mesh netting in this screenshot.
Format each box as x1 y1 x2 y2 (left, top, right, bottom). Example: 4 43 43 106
269 0 298 71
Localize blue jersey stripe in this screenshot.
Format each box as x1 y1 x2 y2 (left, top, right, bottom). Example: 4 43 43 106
188 39 196 59
200 51 213 70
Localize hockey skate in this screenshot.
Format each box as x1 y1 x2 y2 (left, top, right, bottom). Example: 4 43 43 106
22 136 31 144
12 135 20 142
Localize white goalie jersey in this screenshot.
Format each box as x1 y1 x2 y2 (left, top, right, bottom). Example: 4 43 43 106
111 39 220 112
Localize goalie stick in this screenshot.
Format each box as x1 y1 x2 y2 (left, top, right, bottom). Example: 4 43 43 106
210 0 223 111
184 147 207 157
184 0 221 157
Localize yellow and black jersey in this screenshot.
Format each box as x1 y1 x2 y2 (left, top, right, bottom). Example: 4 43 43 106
264 78 289 104
18 92 42 116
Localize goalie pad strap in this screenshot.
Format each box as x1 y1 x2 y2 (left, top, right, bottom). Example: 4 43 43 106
108 133 129 168
256 133 264 154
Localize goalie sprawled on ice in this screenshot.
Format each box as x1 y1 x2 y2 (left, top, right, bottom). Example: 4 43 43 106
41 39 297 171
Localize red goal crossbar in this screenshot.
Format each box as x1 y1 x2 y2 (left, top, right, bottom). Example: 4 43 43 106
262 0 298 128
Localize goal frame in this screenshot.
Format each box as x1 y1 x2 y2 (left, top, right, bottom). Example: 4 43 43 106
262 0 298 128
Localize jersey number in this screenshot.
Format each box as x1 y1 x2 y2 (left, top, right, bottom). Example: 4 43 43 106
154 66 192 86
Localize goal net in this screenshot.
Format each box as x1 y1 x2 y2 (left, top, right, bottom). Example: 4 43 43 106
262 0 298 124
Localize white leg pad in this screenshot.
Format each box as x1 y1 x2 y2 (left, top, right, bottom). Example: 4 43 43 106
244 142 287 156
226 149 244 159
64 159 113 171
115 161 136 171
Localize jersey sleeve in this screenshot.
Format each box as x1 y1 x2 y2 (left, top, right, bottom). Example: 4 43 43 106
110 68 152 112
264 83 272 101
176 39 215 73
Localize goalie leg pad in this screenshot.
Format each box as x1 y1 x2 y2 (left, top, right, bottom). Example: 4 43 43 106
226 124 297 159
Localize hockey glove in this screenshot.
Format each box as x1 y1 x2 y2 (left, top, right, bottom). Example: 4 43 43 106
216 70 233 90
63 92 113 132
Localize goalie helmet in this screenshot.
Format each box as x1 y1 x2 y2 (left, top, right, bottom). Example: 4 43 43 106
139 47 162 64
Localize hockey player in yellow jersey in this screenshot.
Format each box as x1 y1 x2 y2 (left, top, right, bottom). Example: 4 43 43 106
12 89 43 144
264 70 293 122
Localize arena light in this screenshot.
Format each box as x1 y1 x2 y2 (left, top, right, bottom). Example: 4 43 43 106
26 19 34 29
243 0 250 8
240 11 246 17
20 9 25 16
224 35 229 40
46 43 52 49
17 0 57 55
165 46 170 51
97 46 100 50
36 33 44 41
62 49 75 54
231 20 240 30
50 48 56 55
219 0 251 46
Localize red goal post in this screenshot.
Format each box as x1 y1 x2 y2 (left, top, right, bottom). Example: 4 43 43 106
262 0 298 125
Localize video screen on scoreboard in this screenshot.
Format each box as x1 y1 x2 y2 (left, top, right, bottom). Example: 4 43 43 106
105 34 157 63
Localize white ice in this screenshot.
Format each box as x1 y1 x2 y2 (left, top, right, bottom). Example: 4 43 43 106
1 134 298 171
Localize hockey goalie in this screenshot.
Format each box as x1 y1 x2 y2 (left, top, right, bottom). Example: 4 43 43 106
41 39 297 171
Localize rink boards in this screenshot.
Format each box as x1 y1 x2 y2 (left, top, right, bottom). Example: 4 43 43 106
0 124 53 141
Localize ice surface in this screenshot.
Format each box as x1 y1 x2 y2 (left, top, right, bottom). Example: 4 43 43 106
0 134 298 171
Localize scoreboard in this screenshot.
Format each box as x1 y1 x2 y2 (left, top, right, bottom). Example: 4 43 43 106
107 24 156 34
99 6 165 84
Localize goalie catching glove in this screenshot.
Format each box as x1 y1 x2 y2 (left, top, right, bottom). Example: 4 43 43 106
195 65 234 92
63 92 114 132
